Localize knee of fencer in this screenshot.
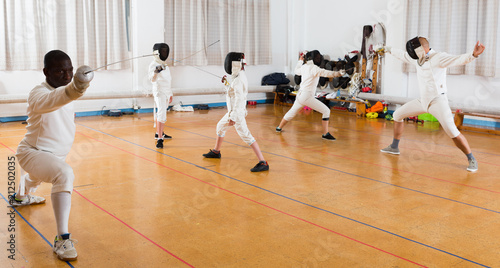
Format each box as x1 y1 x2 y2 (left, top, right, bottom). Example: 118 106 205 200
392 112 405 122
446 128 461 139
54 165 75 186
283 114 294 121
157 116 167 124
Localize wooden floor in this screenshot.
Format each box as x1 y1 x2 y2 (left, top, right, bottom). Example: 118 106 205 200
1 104 499 267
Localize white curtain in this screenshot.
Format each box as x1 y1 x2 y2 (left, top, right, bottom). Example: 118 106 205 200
405 0 499 77
0 0 130 71
164 0 271 66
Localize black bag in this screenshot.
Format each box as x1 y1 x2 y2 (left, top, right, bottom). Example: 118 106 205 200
262 72 290 85
275 84 293 93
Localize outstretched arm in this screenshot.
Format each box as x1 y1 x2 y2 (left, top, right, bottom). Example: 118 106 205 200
316 67 343 78
436 41 485 68
30 66 93 114
388 47 414 64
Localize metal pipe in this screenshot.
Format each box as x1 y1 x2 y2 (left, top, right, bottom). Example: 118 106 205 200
0 86 275 104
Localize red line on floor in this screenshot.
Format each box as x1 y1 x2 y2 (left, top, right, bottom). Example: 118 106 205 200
77 131 427 267
256 136 500 194
1 140 194 268
73 190 194 267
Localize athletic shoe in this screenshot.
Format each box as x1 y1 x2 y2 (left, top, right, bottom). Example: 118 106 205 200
251 161 269 172
203 149 221 158
380 145 400 155
155 133 172 139
156 139 164 149
467 158 478 172
53 233 78 261
8 193 45 207
276 127 282 133
322 132 336 141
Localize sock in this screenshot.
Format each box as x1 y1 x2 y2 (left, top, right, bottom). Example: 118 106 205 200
13 193 24 201
390 138 400 149
51 192 72 236
60 233 71 240
466 153 475 161
212 149 220 153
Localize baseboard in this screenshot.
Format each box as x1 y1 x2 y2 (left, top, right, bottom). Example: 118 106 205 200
0 100 272 122
464 118 500 129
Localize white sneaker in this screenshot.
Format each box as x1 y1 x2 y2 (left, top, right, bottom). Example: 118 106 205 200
53 234 78 261
380 145 400 155
9 194 45 207
467 158 478 172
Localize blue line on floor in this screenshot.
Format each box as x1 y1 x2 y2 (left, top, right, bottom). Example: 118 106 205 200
77 121 491 267
0 193 75 268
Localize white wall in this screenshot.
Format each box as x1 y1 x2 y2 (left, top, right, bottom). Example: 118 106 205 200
1 0 498 118
288 0 499 114
287 0 409 96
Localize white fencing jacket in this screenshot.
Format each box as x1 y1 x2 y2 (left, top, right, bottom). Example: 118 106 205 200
22 81 85 157
390 48 476 107
295 60 341 95
148 61 172 95
225 70 249 122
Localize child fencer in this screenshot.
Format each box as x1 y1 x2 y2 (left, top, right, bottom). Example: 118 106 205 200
276 50 344 140
203 52 269 172
149 43 173 149
9 50 93 261
380 37 485 172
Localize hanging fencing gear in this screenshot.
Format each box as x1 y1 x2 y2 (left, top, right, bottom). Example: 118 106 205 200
224 52 245 75
361 26 373 60
153 43 170 64
305 50 323 67
406 37 426 66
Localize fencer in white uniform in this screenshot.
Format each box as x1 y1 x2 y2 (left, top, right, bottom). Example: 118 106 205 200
276 50 343 140
203 52 269 172
9 50 93 261
380 37 485 172
149 43 173 149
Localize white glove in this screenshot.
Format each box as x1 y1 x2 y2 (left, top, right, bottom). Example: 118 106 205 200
382 46 392 54
65 65 93 99
338 70 346 77
73 65 94 91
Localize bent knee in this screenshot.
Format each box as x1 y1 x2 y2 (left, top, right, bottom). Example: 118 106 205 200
392 111 405 122
54 164 75 185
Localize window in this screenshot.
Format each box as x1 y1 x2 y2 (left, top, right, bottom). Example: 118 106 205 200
164 0 271 66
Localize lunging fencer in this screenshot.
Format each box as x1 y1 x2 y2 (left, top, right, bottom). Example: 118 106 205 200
203 52 269 172
149 43 173 149
9 50 94 261
380 37 485 172
276 50 344 140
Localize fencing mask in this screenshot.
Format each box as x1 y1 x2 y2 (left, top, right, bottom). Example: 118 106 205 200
224 52 245 75
406 37 426 66
305 50 323 67
153 43 170 64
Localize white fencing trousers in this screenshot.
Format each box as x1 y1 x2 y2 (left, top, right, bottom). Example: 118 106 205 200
216 113 256 145
283 91 331 121
393 95 460 138
153 90 172 124
16 140 75 194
